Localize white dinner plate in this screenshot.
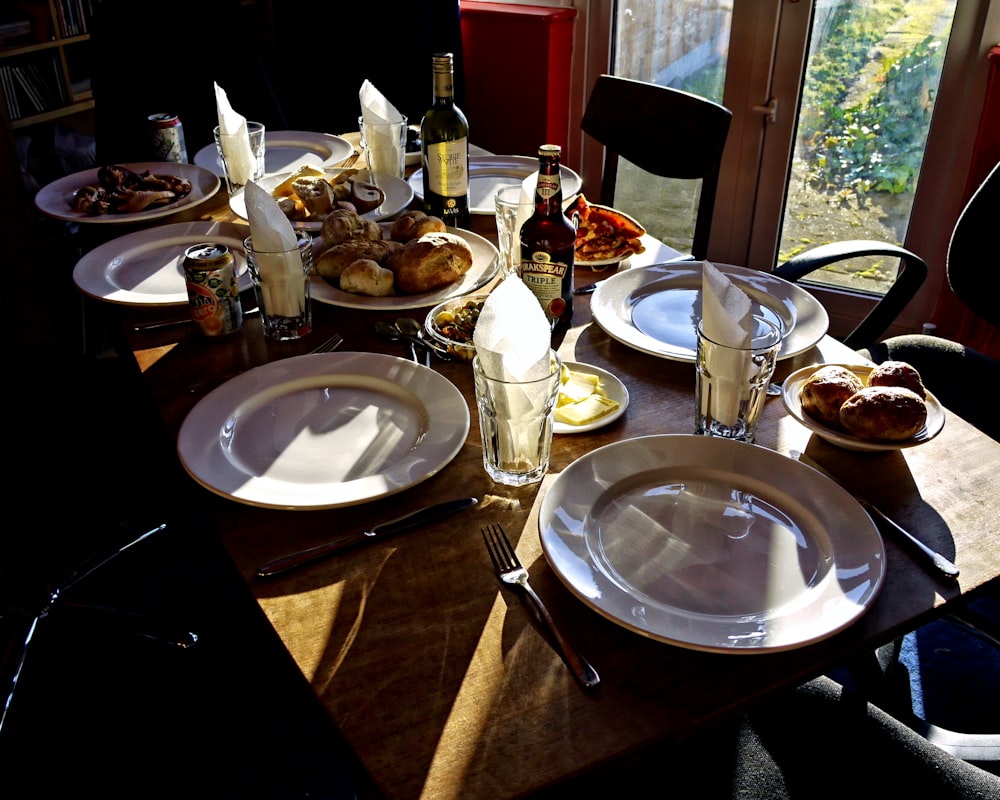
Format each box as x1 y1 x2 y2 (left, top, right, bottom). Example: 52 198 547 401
781 364 945 452
554 362 629 435
34 162 220 224
539 434 885 653
407 155 583 215
310 227 500 311
72 221 252 306
193 130 354 176
229 168 414 230
590 261 829 362
177 352 470 510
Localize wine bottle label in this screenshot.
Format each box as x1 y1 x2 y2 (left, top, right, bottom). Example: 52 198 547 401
425 139 469 197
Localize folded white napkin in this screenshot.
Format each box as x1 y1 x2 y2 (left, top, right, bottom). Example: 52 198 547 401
701 262 752 426
245 181 305 318
474 275 551 382
215 82 255 185
359 79 405 175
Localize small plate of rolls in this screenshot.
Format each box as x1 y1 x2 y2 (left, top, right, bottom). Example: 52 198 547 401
781 361 945 451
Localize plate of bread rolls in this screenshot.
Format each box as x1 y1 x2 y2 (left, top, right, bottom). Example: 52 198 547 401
781 361 945 451
308 209 500 311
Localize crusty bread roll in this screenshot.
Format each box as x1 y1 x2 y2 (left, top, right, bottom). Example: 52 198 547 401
385 232 474 294
839 386 927 441
868 360 926 398
314 239 398 281
799 365 864 429
339 259 394 296
390 210 447 242
320 209 382 246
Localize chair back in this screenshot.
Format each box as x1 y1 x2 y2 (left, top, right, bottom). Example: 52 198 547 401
580 75 732 259
947 158 1000 331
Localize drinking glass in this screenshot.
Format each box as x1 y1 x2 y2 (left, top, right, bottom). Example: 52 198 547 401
358 115 407 179
214 121 266 196
494 184 535 277
244 233 313 341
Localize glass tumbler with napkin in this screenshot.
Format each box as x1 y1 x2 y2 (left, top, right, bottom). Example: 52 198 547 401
359 79 407 180
214 82 266 196
472 277 562 486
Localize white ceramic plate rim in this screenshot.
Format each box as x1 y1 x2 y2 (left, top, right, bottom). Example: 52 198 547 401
310 226 499 311
539 434 885 653
34 162 220 224
229 168 414 230
407 155 583 215
590 261 829 362
193 130 354 176
781 364 946 451
72 221 252 306
554 362 629 434
177 352 470 510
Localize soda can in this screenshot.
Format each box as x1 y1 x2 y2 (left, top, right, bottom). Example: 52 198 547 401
148 113 188 163
183 243 243 336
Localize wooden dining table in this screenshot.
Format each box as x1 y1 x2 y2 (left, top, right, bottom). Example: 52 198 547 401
90 145 1000 800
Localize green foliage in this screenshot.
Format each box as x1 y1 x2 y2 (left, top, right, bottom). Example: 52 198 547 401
798 3 943 204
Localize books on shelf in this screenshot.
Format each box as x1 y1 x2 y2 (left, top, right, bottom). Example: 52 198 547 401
1 54 70 121
56 0 99 38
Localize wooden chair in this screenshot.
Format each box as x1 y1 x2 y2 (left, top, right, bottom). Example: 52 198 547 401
580 74 733 260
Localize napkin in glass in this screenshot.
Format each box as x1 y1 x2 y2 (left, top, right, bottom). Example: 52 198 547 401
359 79 405 175
245 181 306 318
701 261 752 426
214 82 255 185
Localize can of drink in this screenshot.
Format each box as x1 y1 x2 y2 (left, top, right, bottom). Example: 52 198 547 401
183 243 243 336
148 113 188 163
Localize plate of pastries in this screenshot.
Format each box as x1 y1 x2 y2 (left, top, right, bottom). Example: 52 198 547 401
781 361 945 451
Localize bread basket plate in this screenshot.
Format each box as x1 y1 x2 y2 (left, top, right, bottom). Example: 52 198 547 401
229 168 413 230
310 227 499 312
34 162 220 224
193 130 354 176
781 364 945 452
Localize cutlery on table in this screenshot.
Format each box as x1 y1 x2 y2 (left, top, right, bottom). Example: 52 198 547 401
257 497 478 577
134 306 260 333
481 523 600 689
185 332 344 393
791 450 959 581
374 320 422 364
395 317 433 367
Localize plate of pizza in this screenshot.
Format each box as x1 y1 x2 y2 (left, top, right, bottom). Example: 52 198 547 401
570 195 647 267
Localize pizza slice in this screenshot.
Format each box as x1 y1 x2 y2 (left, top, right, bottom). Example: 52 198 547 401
570 195 647 263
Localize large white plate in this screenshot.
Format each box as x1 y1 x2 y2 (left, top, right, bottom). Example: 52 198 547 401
34 162 220 224
590 261 829 362
553 362 629 435
193 130 354 176
73 221 252 306
539 434 885 653
408 155 583 215
781 364 945 452
177 352 470 510
310 227 499 311
229 168 413 230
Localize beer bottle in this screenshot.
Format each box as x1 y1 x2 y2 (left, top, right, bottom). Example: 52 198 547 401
518 144 575 337
420 53 470 228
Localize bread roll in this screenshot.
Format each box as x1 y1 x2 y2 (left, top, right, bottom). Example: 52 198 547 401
385 232 474 294
868 360 926 398
799 365 864 429
320 209 382 246
390 210 447 242
839 386 927 441
339 259 394 296
314 239 397 281
292 176 335 216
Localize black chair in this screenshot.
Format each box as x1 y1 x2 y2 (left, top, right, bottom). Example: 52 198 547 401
580 74 732 260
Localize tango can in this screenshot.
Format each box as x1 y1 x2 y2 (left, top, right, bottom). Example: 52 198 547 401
183 243 243 336
148 113 188 163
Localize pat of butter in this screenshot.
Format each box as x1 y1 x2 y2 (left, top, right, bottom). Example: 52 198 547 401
556 365 620 425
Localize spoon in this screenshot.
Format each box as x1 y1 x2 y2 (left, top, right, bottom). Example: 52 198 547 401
374 320 420 363
395 317 433 367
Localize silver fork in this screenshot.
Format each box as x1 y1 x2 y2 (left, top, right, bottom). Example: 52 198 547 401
481 523 600 689
186 333 344 392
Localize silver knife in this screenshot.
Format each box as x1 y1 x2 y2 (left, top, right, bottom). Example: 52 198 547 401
256 497 478 578
790 450 959 581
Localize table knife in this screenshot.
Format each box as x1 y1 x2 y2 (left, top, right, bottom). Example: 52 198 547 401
256 497 478 578
790 450 959 581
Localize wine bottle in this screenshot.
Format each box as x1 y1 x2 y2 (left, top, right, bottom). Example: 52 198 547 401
518 144 575 337
420 53 470 228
